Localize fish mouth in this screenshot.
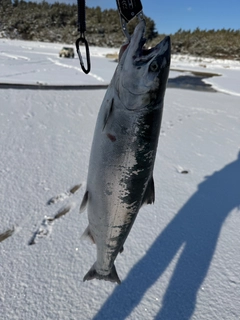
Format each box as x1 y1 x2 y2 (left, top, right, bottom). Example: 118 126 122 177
132 20 171 65
120 20 171 66
118 20 171 109
139 37 170 63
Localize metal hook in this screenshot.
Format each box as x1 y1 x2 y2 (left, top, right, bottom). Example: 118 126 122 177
75 35 91 74
120 18 131 41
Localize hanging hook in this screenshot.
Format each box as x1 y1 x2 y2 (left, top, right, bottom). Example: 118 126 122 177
76 34 91 74
116 0 144 40
76 0 91 74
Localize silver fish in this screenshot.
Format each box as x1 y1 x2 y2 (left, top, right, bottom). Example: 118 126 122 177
80 20 171 284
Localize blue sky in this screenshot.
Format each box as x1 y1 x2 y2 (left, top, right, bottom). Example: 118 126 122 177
27 0 240 34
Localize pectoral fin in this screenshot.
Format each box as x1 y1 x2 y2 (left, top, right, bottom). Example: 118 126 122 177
79 190 88 213
102 98 114 131
141 176 155 206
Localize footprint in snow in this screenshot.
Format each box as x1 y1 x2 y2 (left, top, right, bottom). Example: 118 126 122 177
29 184 82 245
181 170 189 174
47 184 82 205
28 205 72 245
0 228 14 243
176 166 190 174
23 112 34 120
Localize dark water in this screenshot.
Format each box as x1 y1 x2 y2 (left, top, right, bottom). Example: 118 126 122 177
168 75 216 92
0 70 220 92
168 69 220 92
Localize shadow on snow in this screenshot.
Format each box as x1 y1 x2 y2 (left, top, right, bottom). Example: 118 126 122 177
93 151 240 320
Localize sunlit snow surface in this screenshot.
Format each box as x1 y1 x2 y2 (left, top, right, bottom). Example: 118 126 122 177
0 39 240 320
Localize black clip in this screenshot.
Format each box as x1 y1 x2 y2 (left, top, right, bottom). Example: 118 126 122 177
116 0 144 40
117 0 143 23
75 35 91 74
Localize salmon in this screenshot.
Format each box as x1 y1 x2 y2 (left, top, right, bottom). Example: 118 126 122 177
80 20 171 284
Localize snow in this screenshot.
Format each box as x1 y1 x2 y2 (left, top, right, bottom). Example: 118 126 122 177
0 39 117 85
0 39 240 320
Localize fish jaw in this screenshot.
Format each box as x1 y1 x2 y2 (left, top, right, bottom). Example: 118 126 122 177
117 21 171 111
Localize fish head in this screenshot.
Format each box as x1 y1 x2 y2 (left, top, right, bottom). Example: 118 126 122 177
117 20 171 110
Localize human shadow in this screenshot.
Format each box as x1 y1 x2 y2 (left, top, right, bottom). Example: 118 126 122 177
93 152 240 320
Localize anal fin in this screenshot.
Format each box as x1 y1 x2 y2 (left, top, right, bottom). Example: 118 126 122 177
81 225 95 244
119 246 124 253
141 176 155 206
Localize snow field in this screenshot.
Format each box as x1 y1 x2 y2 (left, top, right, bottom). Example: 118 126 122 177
0 38 240 319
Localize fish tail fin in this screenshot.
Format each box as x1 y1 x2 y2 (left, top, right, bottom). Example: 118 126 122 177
83 263 121 284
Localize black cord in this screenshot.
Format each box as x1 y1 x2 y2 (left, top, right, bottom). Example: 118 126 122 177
77 0 86 34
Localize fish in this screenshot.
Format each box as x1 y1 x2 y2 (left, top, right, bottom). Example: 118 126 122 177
80 19 171 284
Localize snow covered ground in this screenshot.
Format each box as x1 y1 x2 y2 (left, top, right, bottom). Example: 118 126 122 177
0 39 240 320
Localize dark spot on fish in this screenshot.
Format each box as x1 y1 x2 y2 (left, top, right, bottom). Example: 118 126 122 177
107 133 116 142
181 170 189 174
137 66 141 70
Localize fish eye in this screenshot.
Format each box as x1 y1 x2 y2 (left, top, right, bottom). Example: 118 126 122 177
149 60 159 72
